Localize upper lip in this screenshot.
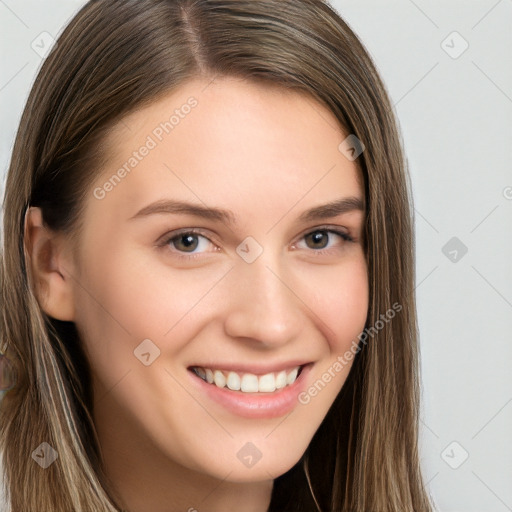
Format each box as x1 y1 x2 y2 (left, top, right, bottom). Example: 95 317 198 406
188 360 312 375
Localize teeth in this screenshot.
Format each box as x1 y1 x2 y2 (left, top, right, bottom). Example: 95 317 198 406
258 373 276 393
226 372 241 391
286 367 298 385
195 367 206 380
213 370 226 388
275 370 287 389
193 365 302 393
241 373 259 392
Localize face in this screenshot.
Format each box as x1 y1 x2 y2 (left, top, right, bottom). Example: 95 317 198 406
66 76 368 483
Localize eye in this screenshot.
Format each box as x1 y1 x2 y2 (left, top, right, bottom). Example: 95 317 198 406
161 229 218 258
294 227 353 253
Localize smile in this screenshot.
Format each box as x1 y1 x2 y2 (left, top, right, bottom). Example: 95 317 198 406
190 365 304 393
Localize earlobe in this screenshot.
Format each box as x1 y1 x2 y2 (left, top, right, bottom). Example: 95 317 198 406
24 206 75 321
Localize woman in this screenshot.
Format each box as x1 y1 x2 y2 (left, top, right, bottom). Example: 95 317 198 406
0 0 435 510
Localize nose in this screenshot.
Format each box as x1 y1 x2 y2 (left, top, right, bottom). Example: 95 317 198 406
222 255 305 349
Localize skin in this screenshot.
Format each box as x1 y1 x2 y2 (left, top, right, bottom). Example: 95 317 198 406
26 76 369 512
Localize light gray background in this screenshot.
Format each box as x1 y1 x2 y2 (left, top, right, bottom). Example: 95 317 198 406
1 1 511 512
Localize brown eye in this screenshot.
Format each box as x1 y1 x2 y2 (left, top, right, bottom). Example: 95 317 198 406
294 228 353 253
161 229 217 258
304 230 330 249
171 233 200 252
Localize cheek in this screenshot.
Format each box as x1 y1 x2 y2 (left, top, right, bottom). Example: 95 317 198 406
300 255 369 352
74 243 223 340
70 246 220 417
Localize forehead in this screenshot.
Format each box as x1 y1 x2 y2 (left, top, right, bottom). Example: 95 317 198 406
92 76 364 222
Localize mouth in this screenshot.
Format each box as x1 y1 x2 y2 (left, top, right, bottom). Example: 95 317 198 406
187 362 313 419
188 364 306 394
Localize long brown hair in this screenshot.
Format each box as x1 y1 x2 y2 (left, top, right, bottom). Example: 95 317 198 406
0 1 434 510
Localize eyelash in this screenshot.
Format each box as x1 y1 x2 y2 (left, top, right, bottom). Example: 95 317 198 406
158 226 354 261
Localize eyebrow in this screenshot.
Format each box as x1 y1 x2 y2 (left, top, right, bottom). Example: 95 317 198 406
129 196 365 225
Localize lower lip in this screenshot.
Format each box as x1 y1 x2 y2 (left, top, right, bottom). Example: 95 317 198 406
187 364 312 419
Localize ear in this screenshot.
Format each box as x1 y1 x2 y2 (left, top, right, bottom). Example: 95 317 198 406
24 207 75 321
